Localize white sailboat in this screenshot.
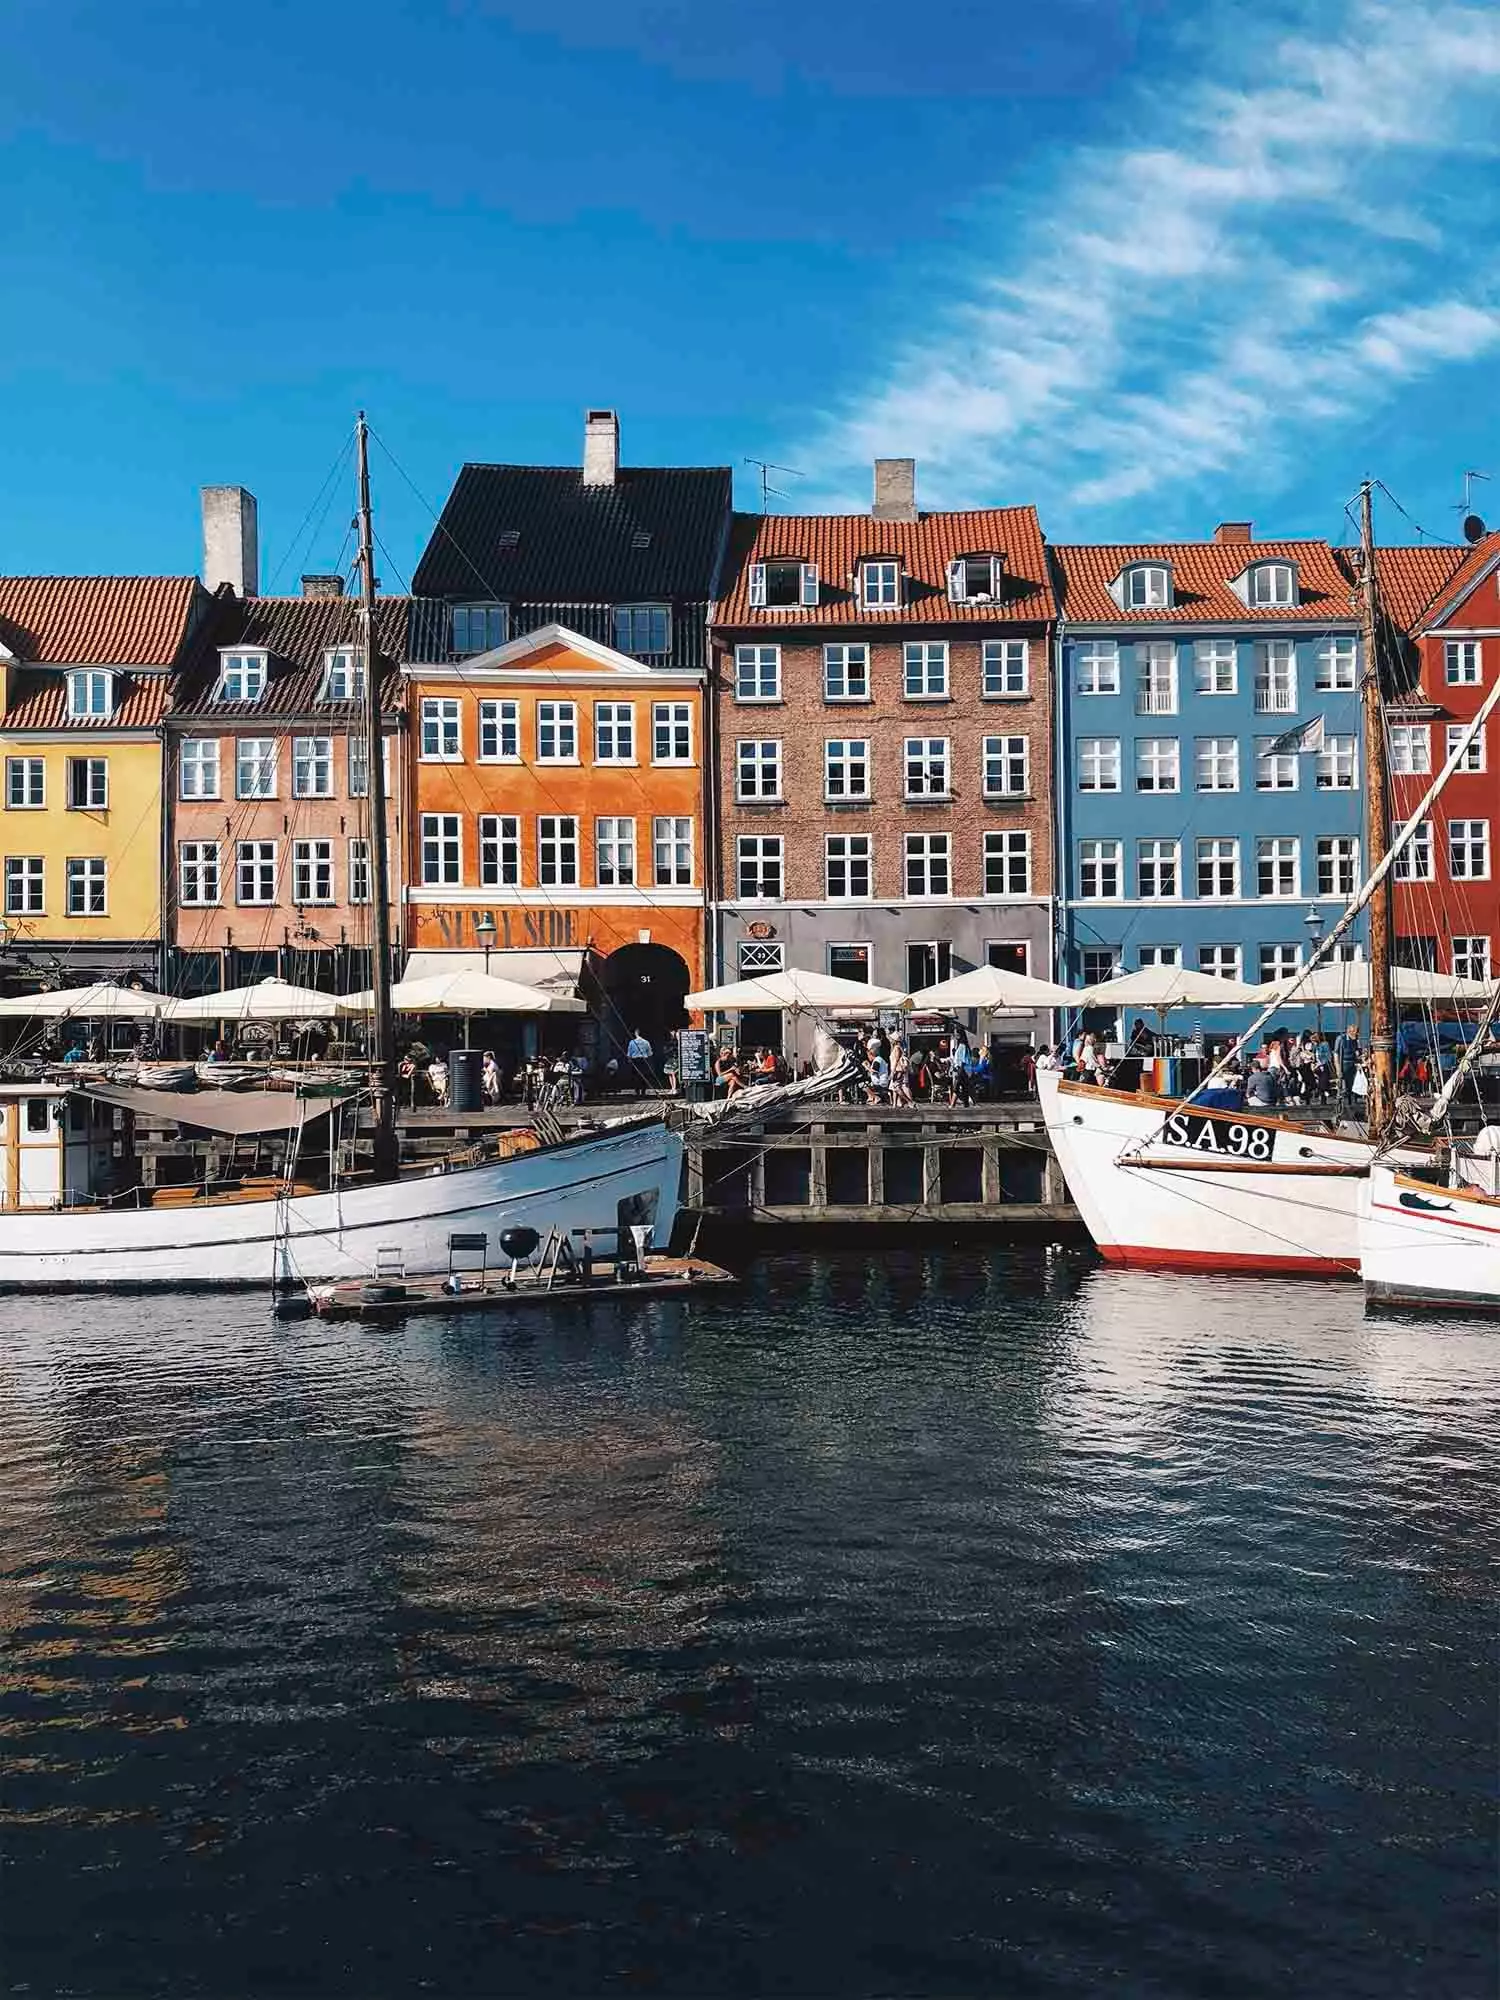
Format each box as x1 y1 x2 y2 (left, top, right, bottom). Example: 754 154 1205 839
1362 1152 1500 1313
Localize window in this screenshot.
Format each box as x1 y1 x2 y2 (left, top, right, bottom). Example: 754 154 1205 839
1193 639 1237 696
1137 838 1180 899
950 554 1001 602
1196 837 1240 898
737 835 782 899
1135 737 1179 792
825 739 870 800
236 840 276 905
906 940 952 990
320 647 364 702
903 642 948 698
1316 637 1358 690
5 759 43 809
905 833 951 898
984 830 1030 896
824 644 870 701
1445 722 1486 773
1248 562 1295 607
1445 640 1481 686
983 735 1029 796
65 857 106 915
749 561 818 609
348 839 372 904
66 758 108 810
1449 819 1490 880
1314 735 1356 790
1254 736 1298 791
236 738 276 799
537 701 578 762
653 816 694 887
735 645 781 701
1389 724 1431 775
178 739 219 800
736 739 781 800
478 700 520 762
1254 640 1297 714
451 604 508 656
1136 641 1177 716
1124 564 1170 609
1137 944 1181 970
1396 935 1439 972
537 816 579 887
594 702 635 763
614 604 671 656
1317 836 1359 897
420 697 461 761
1195 737 1239 791
1078 838 1123 900
420 814 462 886
1076 641 1120 695
739 938 784 975
1260 943 1301 983
292 839 335 905
825 834 872 898
292 736 334 798
860 560 901 609
904 738 950 798
652 702 693 763
178 841 219 906
1080 947 1119 986
4 856 43 914
218 653 266 703
1453 936 1491 982
987 941 1030 975
478 815 520 888
67 670 114 719
828 942 872 982
1257 836 1300 898
1078 736 1121 792
595 817 636 886
1393 819 1433 882
983 639 1029 697
1199 944 1242 982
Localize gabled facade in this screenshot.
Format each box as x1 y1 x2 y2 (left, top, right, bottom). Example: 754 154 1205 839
0 574 206 990
1055 527 1368 1022
711 461 1058 1051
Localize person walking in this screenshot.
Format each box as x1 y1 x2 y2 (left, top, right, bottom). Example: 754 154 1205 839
1337 1022 1360 1112
947 1036 973 1107
481 1049 501 1105
626 1027 656 1095
890 1037 912 1105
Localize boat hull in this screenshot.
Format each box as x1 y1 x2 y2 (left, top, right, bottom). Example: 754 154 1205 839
1361 1163 1500 1313
1035 1070 1396 1277
0 1118 683 1289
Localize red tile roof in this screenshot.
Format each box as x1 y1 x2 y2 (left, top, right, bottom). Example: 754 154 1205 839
1400 530 1500 628
0 576 200 667
1360 544 1468 635
1055 540 1357 625
714 507 1055 626
1 670 175 732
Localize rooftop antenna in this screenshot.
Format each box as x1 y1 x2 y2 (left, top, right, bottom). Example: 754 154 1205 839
1456 469 1490 544
744 457 804 512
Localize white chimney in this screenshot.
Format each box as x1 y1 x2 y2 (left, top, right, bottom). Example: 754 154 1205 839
873 457 917 523
201 486 259 597
583 409 619 487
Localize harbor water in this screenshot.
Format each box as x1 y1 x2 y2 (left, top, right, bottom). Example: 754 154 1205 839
1 1248 1495 1997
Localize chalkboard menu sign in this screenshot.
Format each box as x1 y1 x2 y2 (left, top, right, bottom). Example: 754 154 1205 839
676 1029 711 1082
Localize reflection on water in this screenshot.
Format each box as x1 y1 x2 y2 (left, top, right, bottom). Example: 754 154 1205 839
0 1254 1494 1997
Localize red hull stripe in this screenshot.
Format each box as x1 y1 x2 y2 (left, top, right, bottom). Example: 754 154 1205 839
1098 1243 1356 1278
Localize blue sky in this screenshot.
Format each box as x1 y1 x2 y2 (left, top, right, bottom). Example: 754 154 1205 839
2 0 1498 583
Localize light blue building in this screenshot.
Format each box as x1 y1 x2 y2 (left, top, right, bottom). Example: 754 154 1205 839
1054 532 1368 1037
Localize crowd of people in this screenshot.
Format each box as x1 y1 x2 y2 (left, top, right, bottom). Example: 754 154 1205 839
1036 1018 1371 1111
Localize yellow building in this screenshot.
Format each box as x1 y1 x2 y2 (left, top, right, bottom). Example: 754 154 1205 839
0 576 204 990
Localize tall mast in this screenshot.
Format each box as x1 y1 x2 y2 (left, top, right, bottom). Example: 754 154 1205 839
1357 479 1396 1134
356 411 399 1181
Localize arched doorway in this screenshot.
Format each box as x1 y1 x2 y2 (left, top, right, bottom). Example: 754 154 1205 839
600 943 691 1060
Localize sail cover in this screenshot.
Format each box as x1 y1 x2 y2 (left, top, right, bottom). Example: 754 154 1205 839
71 1084 353 1135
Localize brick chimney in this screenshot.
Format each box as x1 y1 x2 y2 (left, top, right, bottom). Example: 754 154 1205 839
201 486 259 596
873 457 917 523
301 574 346 598
1214 521 1253 544
583 409 619 487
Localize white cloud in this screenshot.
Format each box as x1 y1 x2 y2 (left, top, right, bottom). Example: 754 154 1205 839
808 0 1500 522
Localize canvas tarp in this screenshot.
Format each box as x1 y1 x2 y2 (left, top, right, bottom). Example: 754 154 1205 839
73 1084 353 1135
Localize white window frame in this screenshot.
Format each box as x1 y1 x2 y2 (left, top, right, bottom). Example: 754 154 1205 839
66 756 108 811
420 696 462 762
1256 835 1301 899
236 840 277 906
1445 722 1487 773
904 833 951 899
348 838 372 905
735 644 781 702
1196 837 1240 899
536 701 578 764
1254 736 1299 792
4 855 43 915
736 835 783 900
1138 944 1182 970
1078 736 1121 792
903 642 948 699
824 833 873 900
179 738 221 801
949 554 1002 603
736 739 781 801
1445 640 1481 686
653 816 694 887
983 829 1031 897
1078 838 1123 902
750 561 818 610
595 816 637 887
1452 936 1491 983
824 739 870 801
1259 943 1302 983
982 639 1029 698
593 702 636 765
478 699 520 763
1076 640 1119 695
983 735 1029 798
651 702 694 765
420 813 463 887
1199 943 1243 982
236 737 277 799
4 757 44 810
178 840 220 907
319 647 364 703
1253 639 1297 714
823 644 870 702
1393 820 1433 883
478 814 520 888
904 737 951 800
1124 564 1171 609
292 837 336 906
1193 639 1236 696
1389 724 1431 776
216 652 266 704
860 560 901 610
1137 838 1180 900
67 670 114 720
1448 818 1490 881
1316 836 1360 898
1194 737 1239 792
1135 737 1180 793
1315 636 1358 690
1136 640 1178 716
1248 562 1295 608
1315 734 1357 791
66 856 107 917
291 735 335 800
537 815 579 887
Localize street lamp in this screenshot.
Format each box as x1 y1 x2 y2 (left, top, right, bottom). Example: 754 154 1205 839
1303 902 1325 1044
474 912 497 974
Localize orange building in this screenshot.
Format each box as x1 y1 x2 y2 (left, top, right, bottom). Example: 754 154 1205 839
403 624 707 1056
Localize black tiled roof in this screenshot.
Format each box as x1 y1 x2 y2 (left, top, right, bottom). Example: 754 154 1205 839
170 593 450 721
411 465 733 602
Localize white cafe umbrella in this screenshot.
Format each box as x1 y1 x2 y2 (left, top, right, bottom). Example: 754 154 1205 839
164 977 339 1023
1254 962 1498 1007
0 981 168 1020
908 965 1077 1011
684 968 908 1011
1080 965 1265 1009
335 969 556 1016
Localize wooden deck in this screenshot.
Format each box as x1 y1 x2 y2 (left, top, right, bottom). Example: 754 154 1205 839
308 1253 738 1321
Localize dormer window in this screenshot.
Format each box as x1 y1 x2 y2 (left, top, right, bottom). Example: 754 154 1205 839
860 560 902 609
948 555 1002 603
451 603 508 656
319 647 365 703
614 604 671 656
217 651 267 703
749 560 819 609
1124 564 1171 610
66 670 114 720
1248 562 1296 607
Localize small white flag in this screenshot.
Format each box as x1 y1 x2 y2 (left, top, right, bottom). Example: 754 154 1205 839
1269 713 1326 757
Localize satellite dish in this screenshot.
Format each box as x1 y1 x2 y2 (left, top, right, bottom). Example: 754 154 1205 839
1463 514 1487 544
